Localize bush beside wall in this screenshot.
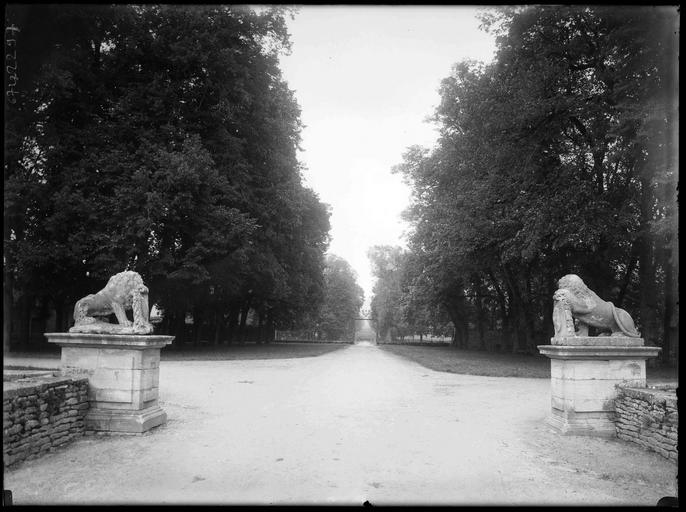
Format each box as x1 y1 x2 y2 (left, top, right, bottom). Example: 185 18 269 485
614 384 678 463
3 376 89 467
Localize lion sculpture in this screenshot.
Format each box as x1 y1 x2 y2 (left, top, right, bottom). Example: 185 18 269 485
70 270 153 334
552 274 640 338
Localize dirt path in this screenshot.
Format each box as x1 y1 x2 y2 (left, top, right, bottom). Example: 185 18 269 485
3 344 677 505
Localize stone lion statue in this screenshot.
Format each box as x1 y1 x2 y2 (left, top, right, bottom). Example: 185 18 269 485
70 270 153 335
552 274 640 338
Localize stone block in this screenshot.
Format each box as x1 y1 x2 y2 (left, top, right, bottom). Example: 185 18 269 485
539 344 660 361
551 336 645 347
550 376 570 399
88 368 140 391
46 332 173 434
569 397 615 413
548 408 617 438
91 388 134 404
551 395 565 411
6 424 22 435
559 360 606 380
540 342 662 439
141 349 161 370
61 347 100 371
85 405 167 434
25 420 40 430
141 369 157 390
142 387 159 403
569 379 619 401
61 346 158 372
98 348 142 369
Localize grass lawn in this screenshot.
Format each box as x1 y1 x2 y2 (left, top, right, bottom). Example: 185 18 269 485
380 344 551 378
379 344 678 382
161 341 350 361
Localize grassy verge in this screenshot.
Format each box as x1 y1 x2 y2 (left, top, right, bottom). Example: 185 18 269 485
380 344 550 378
161 341 349 361
5 341 350 363
379 344 678 381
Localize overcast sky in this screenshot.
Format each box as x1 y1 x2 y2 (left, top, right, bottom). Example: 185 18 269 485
279 6 497 311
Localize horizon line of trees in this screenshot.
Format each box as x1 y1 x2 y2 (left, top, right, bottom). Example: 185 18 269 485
3 5 362 350
369 6 678 364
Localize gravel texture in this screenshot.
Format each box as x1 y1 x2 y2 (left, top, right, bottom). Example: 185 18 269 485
3 343 678 505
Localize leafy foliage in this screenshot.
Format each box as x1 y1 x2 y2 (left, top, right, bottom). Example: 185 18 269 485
317 255 364 341
390 6 677 360
4 5 330 346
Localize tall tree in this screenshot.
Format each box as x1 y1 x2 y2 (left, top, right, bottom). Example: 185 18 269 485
393 6 678 359
317 254 364 341
368 246 409 342
4 5 331 349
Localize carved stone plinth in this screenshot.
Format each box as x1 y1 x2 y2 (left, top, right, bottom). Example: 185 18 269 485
538 337 660 437
45 333 173 433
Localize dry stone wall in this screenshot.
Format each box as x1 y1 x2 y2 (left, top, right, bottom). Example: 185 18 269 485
614 384 678 463
3 375 89 467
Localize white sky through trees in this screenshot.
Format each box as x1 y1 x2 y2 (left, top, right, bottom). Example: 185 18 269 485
279 6 497 311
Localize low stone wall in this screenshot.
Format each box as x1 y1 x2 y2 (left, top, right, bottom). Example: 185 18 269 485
614 384 678 463
3 375 89 467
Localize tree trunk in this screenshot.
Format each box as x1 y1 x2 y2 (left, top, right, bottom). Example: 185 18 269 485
19 293 31 348
265 315 275 343
488 269 510 353
473 278 486 350
54 298 66 333
616 242 639 308
191 308 201 347
3 270 13 354
638 175 659 349
35 296 48 344
174 313 186 348
501 267 529 353
238 301 250 343
446 303 468 349
213 309 222 345
226 306 238 344
256 307 265 344
659 2 679 366
543 276 558 340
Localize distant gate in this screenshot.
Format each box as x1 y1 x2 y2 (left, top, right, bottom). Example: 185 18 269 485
353 318 377 343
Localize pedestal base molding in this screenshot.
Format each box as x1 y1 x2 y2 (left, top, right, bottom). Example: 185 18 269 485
45 332 173 434
538 337 660 437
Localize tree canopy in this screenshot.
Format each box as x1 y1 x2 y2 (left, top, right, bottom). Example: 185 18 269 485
4 5 331 348
389 6 677 361
318 254 364 341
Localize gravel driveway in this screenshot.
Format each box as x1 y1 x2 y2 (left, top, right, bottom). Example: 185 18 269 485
3 343 677 505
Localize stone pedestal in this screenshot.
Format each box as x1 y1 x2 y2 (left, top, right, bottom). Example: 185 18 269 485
45 333 173 434
538 337 660 437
